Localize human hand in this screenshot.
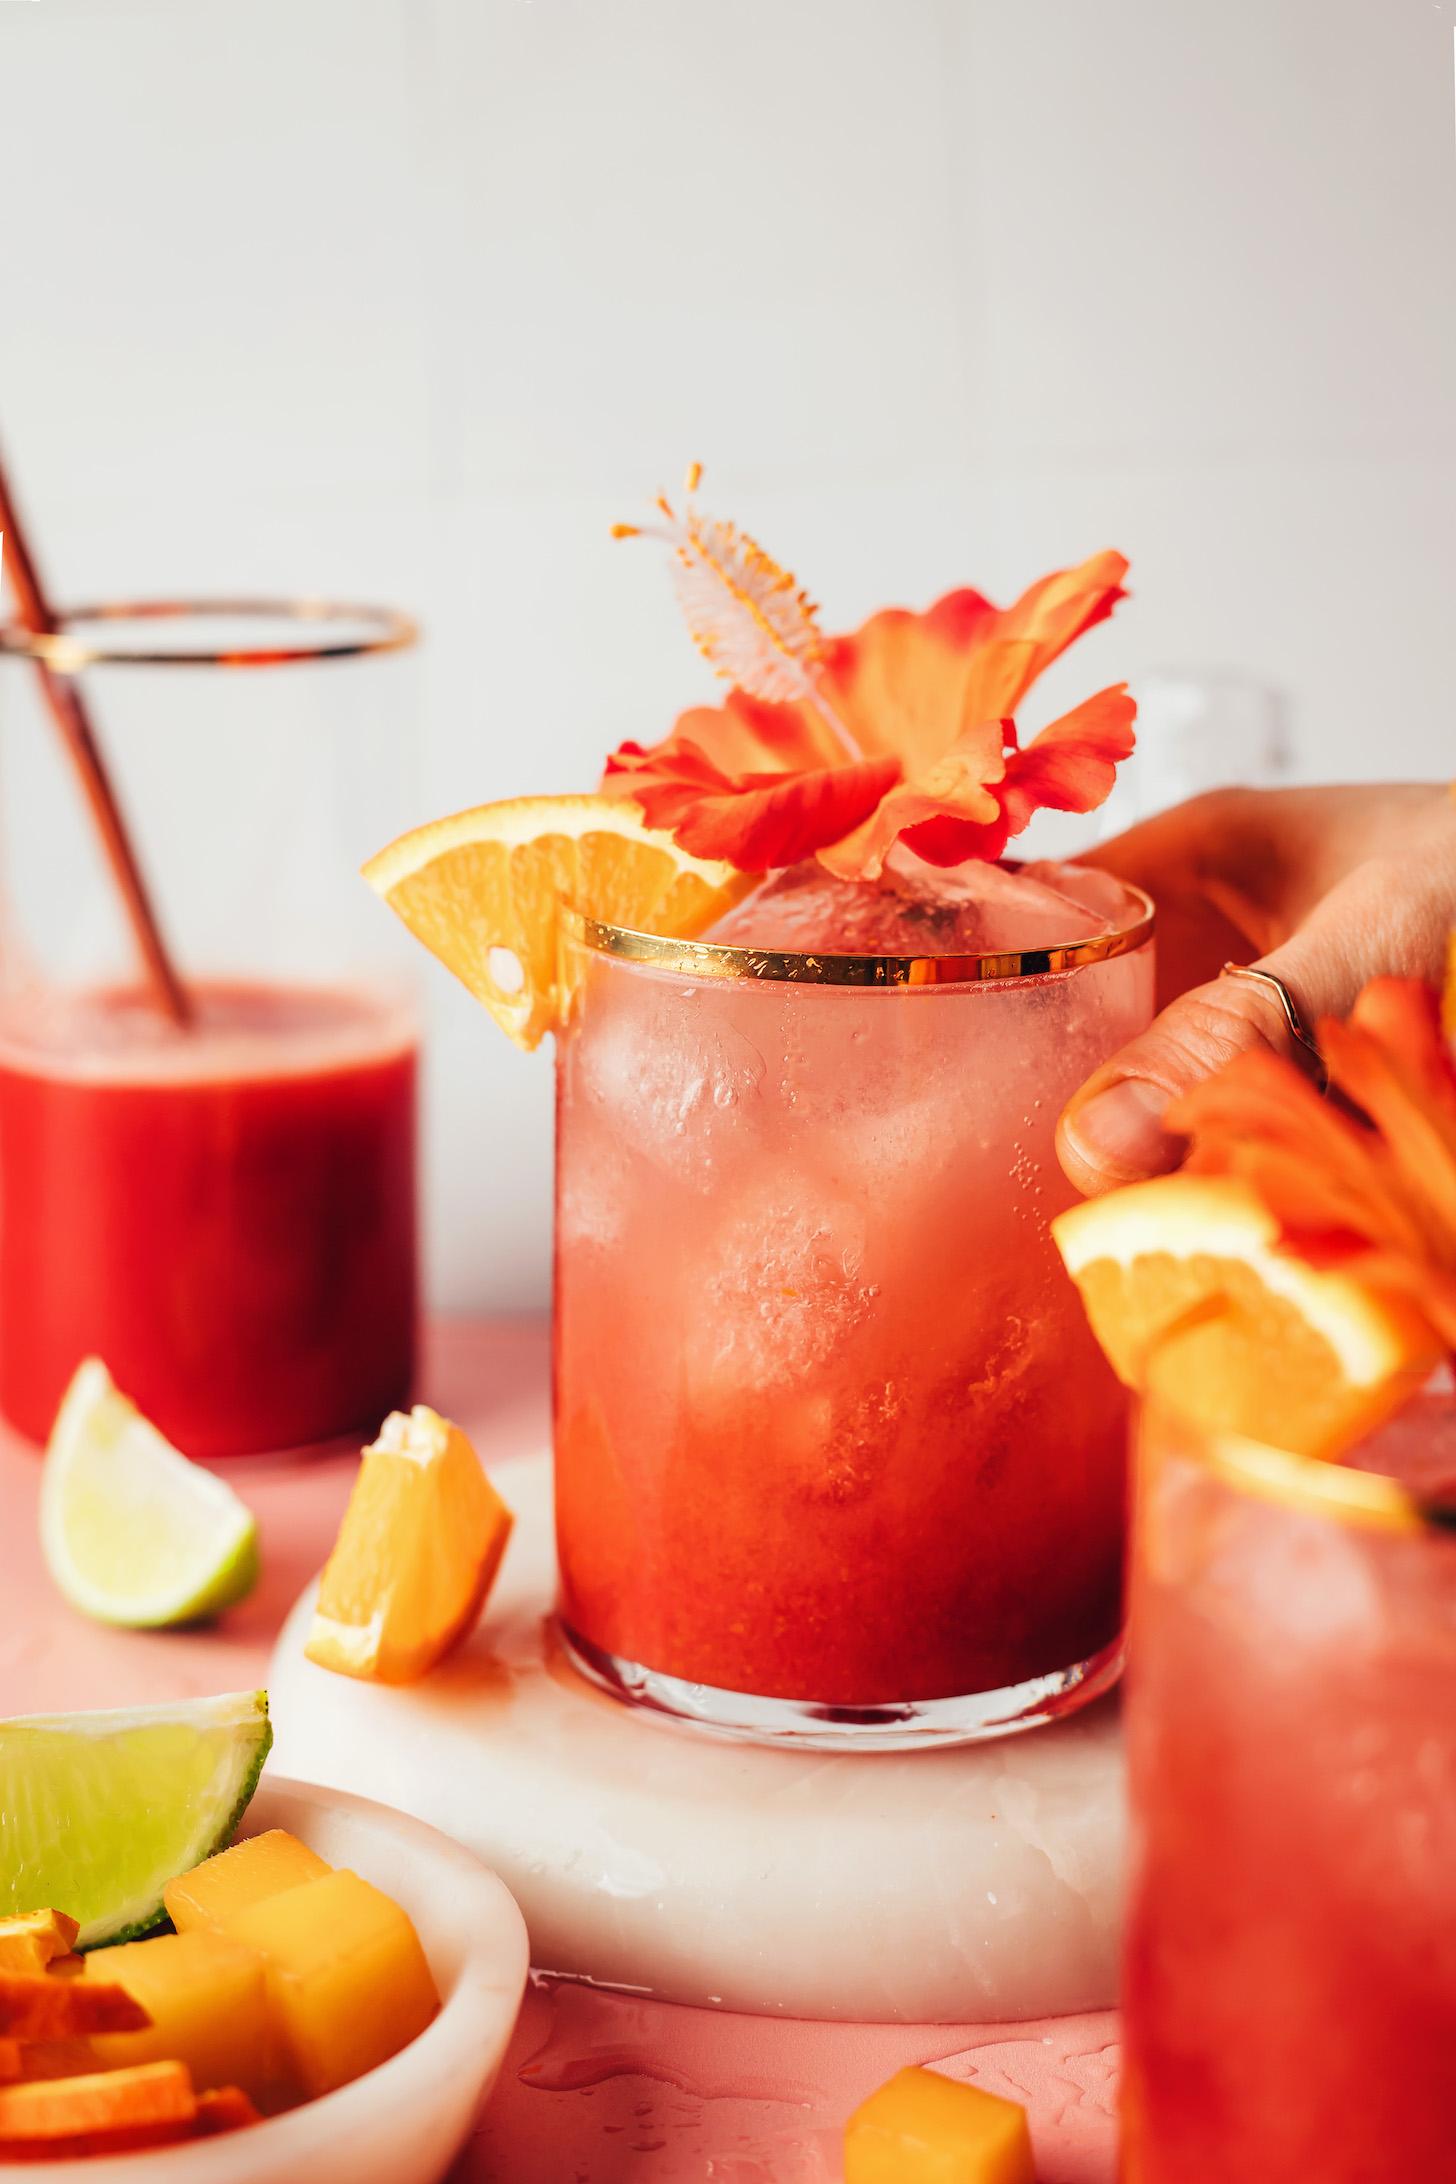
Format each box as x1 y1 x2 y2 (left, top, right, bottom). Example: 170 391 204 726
1056 782 1456 1195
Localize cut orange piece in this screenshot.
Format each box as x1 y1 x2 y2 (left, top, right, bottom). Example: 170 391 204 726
363 794 752 1051
0 1914 78 1978
0 1975 149 2042
10 2041 97 2083
195 2084 262 2134
305 1406 513 1683
0 2119 197 2161
1053 1173 1444 1460
0 2059 193 2143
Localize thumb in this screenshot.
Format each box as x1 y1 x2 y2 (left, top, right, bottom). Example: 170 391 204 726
1056 795 1456 1196
1055 901 1360 1199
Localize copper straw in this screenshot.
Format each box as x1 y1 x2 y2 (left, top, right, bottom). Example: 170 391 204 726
0 451 190 1025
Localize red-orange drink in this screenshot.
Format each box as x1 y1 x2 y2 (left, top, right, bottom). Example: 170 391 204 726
1123 1390 1456 2181
0 980 417 1457
554 859 1154 1742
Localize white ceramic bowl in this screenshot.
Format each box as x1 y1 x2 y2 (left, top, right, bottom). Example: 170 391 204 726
1 1776 530 2184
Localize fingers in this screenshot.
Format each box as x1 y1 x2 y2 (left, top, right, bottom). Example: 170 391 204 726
1086 784 1449 916
1079 790 1297 1007
1082 784 1452 1005
1056 827 1456 1197
1056 969 1312 1196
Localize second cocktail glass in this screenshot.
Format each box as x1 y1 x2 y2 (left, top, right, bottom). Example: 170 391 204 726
1122 1385 1456 2182
553 873 1155 1745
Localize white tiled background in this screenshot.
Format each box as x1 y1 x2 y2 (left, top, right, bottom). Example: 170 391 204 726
1 0 1452 1309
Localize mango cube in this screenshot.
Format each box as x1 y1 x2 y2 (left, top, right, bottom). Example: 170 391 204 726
164 1830 330 1935
222 1870 439 2099
90 1933 271 2108
845 2066 1034 2184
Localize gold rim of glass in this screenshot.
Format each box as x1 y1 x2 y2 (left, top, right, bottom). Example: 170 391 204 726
565 880 1155 987
1143 1390 1456 1537
0 597 419 671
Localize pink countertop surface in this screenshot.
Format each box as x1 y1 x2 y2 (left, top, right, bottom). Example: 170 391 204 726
0 1319 1118 2184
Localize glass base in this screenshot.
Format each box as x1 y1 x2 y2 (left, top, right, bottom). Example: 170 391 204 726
559 1622 1125 1752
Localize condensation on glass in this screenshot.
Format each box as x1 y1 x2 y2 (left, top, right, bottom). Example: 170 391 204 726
552 879 1156 1748
1123 1386 1456 2182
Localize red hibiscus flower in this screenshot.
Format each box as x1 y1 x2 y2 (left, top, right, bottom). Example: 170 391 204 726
602 479 1135 878
1170 972 1456 1355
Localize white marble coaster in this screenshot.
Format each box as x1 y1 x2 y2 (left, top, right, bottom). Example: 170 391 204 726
269 1454 1126 2023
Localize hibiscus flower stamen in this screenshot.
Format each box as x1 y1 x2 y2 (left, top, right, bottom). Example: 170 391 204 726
614 466 862 762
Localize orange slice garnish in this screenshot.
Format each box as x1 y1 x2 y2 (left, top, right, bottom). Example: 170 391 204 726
363 794 751 1051
1053 1173 1443 1459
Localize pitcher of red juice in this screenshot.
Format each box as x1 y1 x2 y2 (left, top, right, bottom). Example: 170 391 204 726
0 601 420 1457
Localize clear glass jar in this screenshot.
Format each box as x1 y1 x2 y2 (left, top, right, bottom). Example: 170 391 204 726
0 600 421 1456
1093 670 1290 834
1123 1386 1456 2181
553 874 1155 1747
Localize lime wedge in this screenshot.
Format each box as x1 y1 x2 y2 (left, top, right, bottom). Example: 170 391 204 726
0 1691 273 1946
40 1359 259 1627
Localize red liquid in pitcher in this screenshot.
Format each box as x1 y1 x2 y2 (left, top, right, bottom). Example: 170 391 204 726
0 980 418 1456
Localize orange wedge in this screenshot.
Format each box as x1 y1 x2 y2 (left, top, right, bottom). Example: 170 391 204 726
363 794 752 1051
1052 1174 1443 1459
305 1406 513 1683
